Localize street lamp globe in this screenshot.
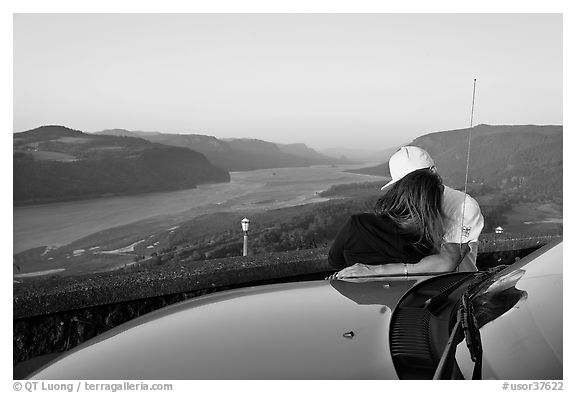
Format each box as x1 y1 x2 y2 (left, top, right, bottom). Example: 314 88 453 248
241 217 250 232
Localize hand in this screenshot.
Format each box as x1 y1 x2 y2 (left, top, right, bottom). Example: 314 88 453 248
326 263 378 280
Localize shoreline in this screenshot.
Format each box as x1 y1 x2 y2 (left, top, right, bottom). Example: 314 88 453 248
14 165 386 256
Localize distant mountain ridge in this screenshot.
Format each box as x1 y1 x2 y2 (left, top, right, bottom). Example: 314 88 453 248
320 146 399 162
13 125 230 205
276 142 345 163
350 124 562 202
98 129 346 171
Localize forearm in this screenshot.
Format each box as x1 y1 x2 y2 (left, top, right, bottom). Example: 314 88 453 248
367 246 462 275
331 259 444 279
331 243 471 279
409 253 458 273
365 255 453 276
413 242 475 273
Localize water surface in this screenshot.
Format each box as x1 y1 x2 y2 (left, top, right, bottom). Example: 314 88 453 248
14 164 385 253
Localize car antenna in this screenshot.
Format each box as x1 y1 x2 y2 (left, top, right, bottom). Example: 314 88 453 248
460 78 477 247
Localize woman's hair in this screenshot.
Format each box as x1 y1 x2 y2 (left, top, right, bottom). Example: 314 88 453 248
374 168 445 254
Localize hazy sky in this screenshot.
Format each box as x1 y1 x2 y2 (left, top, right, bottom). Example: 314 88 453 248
13 13 562 150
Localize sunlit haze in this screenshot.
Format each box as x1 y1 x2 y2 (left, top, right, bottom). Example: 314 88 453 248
13 13 562 150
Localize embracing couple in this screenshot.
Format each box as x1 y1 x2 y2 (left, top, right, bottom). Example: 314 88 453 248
328 146 484 279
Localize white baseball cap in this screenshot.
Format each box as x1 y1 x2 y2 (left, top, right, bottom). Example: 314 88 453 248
381 146 435 190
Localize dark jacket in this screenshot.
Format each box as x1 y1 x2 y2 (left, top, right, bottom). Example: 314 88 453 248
328 213 433 269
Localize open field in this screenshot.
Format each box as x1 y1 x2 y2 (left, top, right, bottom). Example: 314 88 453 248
499 202 562 234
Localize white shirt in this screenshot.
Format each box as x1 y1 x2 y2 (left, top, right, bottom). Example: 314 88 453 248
442 186 484 271
442 186 484 244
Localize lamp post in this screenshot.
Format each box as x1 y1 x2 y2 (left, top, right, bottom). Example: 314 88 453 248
241 217 250 256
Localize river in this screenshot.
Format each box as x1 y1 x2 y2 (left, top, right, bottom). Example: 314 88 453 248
13 164 386 254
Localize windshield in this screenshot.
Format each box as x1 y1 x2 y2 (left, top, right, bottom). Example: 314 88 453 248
453 241 562 380
471 269 527 329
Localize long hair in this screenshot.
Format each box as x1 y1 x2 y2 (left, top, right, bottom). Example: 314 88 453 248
374 168 445 254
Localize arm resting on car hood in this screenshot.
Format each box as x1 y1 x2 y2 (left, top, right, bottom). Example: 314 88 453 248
334 242 471 278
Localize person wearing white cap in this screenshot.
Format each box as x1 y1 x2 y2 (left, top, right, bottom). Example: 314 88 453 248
331 146 484 278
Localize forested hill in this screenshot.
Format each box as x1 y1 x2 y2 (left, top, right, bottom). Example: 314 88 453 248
13 125 230 205
350 124 562 203
99 129 346 171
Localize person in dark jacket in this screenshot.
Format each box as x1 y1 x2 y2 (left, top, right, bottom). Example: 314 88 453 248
328 168 444 277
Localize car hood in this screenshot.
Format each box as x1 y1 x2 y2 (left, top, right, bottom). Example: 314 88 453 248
31 277 423 380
